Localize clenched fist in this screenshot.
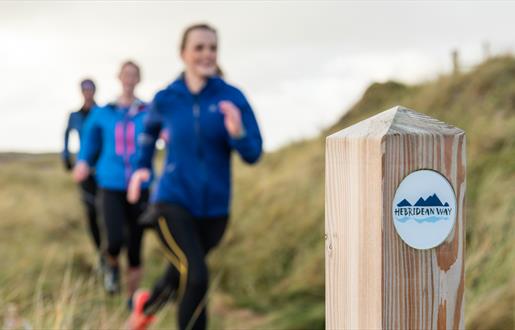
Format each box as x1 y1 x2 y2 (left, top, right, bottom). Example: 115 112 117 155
73 161 90 182
219 101 244 138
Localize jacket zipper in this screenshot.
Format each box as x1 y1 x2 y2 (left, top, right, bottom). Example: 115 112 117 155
123 112 131 186
193 96 208 215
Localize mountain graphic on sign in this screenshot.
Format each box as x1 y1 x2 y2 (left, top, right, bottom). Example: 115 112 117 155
397 199 412 207
397 194 448 207
413 193 445 206
414 197 426 206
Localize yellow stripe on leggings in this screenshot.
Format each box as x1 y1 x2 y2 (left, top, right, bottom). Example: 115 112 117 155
158 216 189 304
156 235 181 273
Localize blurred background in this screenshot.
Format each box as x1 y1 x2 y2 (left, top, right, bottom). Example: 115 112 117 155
1 1 514 329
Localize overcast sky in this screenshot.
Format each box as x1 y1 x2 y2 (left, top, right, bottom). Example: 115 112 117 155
1 1 514 152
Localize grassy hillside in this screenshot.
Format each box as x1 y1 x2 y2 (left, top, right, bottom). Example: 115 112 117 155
212 56 515 329
0 56 513 329
0 153 268 329
0 153 177 328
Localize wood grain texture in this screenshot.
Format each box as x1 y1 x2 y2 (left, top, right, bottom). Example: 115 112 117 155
326 106 466 330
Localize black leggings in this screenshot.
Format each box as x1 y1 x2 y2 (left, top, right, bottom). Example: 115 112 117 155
100 189 149 267
143 203 228 330
79 175 101 251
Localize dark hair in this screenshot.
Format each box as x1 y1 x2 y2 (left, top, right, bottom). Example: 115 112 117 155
80 78 96 90
180 23 223 77
120 60 141 79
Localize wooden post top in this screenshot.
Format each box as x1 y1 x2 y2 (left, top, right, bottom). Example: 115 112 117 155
325 106 466 329
327 106 465 140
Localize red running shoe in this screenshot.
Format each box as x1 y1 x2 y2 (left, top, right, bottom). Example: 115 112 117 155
127 290 156 330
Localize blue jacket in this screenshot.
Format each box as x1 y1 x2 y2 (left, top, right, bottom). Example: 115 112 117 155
137 75 263 217
78 100 153 191
63 107 94 163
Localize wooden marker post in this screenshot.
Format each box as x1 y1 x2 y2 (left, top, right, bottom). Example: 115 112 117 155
325 106 466 329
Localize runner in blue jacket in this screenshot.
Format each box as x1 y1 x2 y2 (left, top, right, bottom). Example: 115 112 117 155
74 61 152 302
134 73 261 217
127 24 262 330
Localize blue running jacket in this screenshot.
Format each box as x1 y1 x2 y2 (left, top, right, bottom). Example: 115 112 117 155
78 100 153 191
137 75 263 217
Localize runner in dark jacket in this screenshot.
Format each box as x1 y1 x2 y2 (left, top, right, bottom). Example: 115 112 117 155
63 79 104 270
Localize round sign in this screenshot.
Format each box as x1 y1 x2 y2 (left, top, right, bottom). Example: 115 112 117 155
392 169 456 250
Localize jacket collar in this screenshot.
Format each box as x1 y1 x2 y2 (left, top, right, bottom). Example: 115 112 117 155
167 72 224 97
79 102 96 114
106 98 146 116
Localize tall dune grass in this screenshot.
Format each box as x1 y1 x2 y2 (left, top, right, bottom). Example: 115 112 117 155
1 56 514 329
211 56 515 329
0 154 264 329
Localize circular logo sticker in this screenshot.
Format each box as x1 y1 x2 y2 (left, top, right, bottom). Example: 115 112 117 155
392 170 456 250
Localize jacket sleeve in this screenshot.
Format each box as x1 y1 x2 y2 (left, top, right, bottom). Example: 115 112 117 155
136 97 163 170
62 113 73 160
229 92 263 164
77 109 102 167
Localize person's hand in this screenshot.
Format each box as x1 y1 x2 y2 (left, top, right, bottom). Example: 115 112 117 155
127 169 151 204
63 157 73 171
219 101 244 138
72 161 90 182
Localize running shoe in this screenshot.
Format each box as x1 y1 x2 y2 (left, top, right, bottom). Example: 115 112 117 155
104 265 120 294
127 290 156 330
127 296 133 311
96 253 107 276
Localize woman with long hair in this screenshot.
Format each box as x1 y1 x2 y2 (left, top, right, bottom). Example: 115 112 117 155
126 24 262 330
73 61 152 303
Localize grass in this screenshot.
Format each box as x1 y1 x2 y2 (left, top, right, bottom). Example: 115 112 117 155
1 56 514 329
0 154 256 329
211 56 515 329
